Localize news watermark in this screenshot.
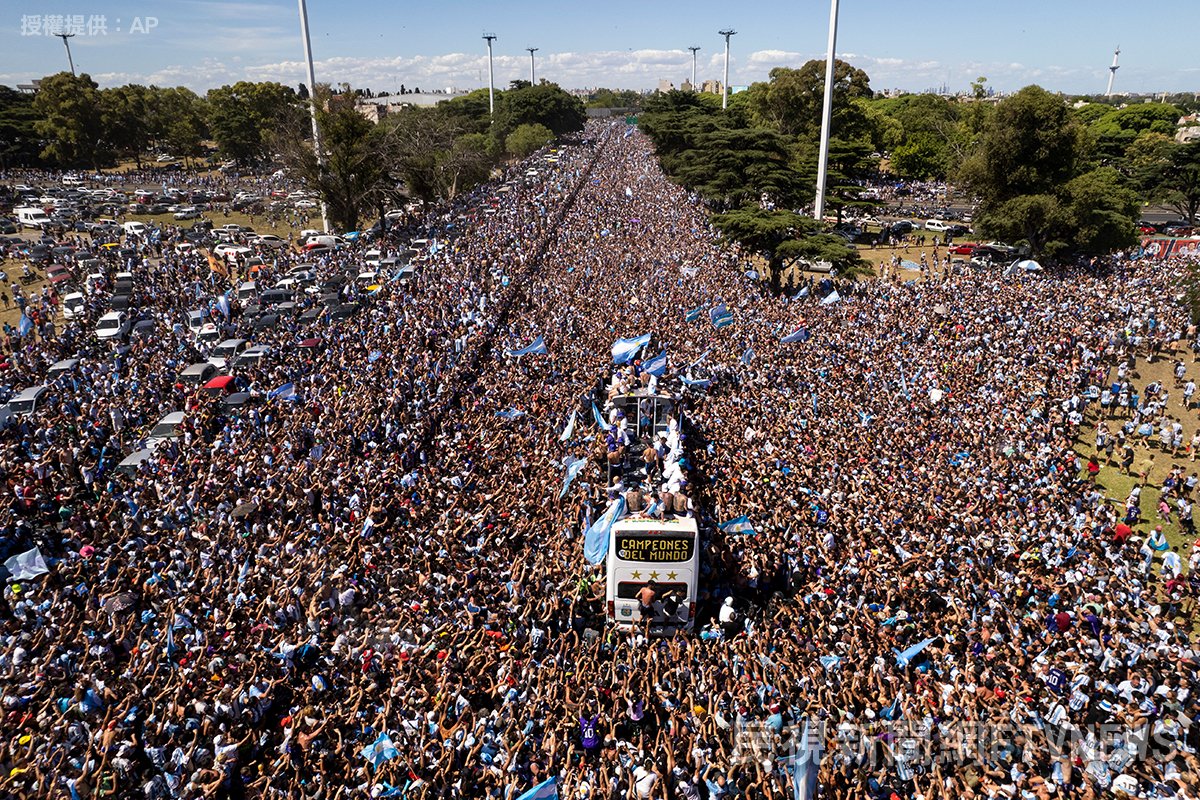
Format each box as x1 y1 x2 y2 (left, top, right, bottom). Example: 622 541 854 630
20 14 158 36
732 719 1191 770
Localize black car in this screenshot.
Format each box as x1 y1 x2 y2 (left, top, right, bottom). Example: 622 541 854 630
331 302 360 320
252 313 279 330
886 220 915 236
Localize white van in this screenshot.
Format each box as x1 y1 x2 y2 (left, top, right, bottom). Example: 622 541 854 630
924 219 950 232
122 221 147 237
16 207 51 230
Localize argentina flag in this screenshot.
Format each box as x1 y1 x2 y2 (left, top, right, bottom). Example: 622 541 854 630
611 333 651 364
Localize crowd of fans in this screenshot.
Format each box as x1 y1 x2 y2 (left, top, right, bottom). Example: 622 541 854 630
0 120 1198 800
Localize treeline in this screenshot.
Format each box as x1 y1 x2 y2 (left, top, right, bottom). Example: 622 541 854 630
638 62 1200 285
0 72 588 232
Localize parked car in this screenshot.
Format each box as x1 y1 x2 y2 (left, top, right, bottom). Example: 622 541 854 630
95 311 131 341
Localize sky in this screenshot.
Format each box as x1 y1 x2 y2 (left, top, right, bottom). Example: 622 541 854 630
2 0 1197 97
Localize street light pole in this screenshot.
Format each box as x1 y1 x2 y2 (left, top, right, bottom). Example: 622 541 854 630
56 33 76 76
718 30 736 109
688 46 701 90
296 0 330 233
527 47 538 85
813 0 840 223
483 34 497 116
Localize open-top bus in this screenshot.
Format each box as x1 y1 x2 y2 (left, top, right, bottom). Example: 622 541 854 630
599 387 700 632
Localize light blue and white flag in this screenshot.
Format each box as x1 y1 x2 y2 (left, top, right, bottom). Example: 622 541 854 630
790 718 822 800
507 336 548 357
612 333 651 364
680 375 711 389
709 304 734 328
592 401 608 429
781 327 810 344
268 383 297 401
560 457 588 499
820 290 841 305
819 654 842 671
741 348 755 365
644 349 667 377
3 547 49 581
17 314 33 337
516 776 559 800
216 293 230 318
684 306 703 323
360 732 400 768
559 409 577 442
584 497 626 564
719 515 756 536
894 637 937 668
495 408 526 421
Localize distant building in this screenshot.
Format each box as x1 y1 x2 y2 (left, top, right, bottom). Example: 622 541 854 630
355 102 390 123
680 79 694 93
700 79 722 95
657 79 675 93
1178 114 1200 144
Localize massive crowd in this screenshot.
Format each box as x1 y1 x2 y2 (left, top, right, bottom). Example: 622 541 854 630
1 120 1198 800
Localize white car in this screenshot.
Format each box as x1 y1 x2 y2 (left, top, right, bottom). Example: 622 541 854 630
173 207 201 220
96 311 130 341
925 219 951 232
214 243 252 260
175 242 196 254
61 292 86 319
364 248 382 266
294 199 318 209
250 234 288 249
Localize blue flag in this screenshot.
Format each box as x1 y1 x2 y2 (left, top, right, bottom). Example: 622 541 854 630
719 515 756 536
559 409 577 442
879 694 902 721
781 327 810 344
894 637 937 667
644 349 667 377
17 314 33 337
560 457 588 499
741 347 755 365
516 776 559 800
592 401 608 429
684 306 703 323
268 383 297 401
820 290 841 305
216 293 230 318
611 333 651 364
709 304 734 328
507 336 548 357
495 408 526 421
584 497 625 564
790 718 822 800
680 375 711 389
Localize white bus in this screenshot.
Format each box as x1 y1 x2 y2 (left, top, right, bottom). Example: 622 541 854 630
606 514 699 633
598 386 700 633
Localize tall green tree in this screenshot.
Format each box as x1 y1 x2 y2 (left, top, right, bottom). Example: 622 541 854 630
100 84 154 168
0 86 43 168
276 92 398 232
505 123 554 158
744 61 873 141
207 81 302 164
32 72 106 168
154 87 209 163
494 82 585 140
674 127 807 210
712 205 865 291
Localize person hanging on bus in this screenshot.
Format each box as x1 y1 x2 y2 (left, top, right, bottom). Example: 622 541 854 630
637 580 658 623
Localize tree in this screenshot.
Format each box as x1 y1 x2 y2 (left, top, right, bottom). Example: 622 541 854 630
1063 167 1140 254
383 107 498 202
276 92 397 232
437 89 495 135
744 61 873 141
960 86 1084 207
494 82 585 140
100 84 153 168
32 72 106 169
890 132 947 180
505 123 554 158
712 206 822 291
207 81 302 164
674 127 807 210
153 87 208 164
0 86 43 168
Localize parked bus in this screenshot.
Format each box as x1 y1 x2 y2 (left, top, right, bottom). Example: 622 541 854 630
600 386 699 633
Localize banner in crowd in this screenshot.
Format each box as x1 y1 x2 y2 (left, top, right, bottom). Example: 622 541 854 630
1138 237 1200 260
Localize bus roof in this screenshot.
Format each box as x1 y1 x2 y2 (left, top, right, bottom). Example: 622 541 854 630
611 515 698 535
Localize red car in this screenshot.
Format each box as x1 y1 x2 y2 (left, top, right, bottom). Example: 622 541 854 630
949 243 978 255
